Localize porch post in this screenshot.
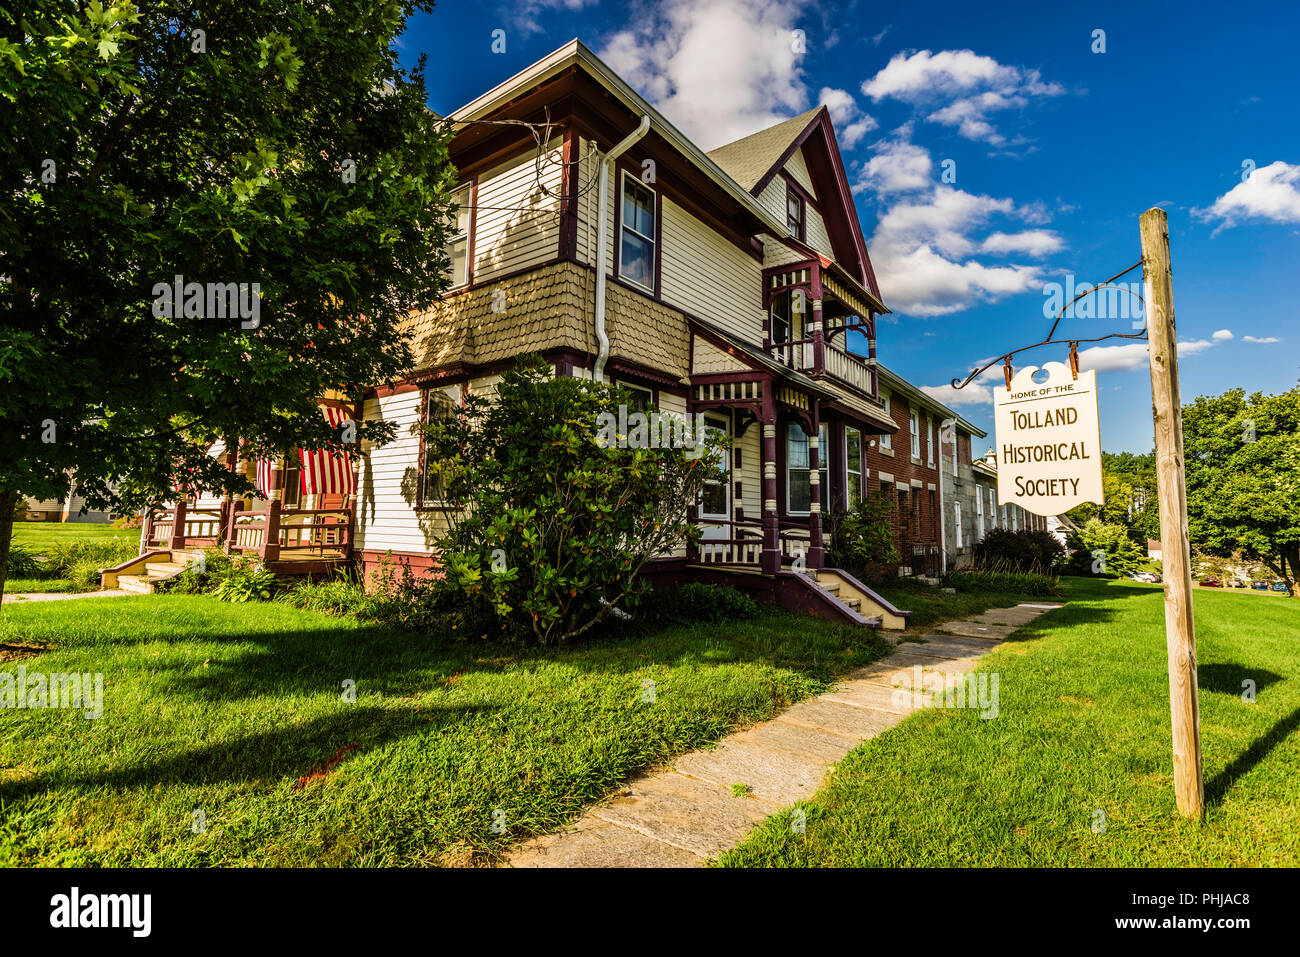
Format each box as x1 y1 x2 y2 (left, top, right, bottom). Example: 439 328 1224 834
867 312 879 398
810 266 825 374
760 383 781 575
808 399 824 570
168 499 188 551
260 456 283 563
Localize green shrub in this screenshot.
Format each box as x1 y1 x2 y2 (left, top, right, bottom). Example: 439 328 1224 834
1061 519 1151 577
827 493 901 570
66 558 110 591
943 563 1062 598
359 562 497 640
212 562 277 602
277 573 372 617
647 582 760 625
43 537 137 574
5 545 46 578
424 356 721 645
164 549 237 595
971 528 1064 573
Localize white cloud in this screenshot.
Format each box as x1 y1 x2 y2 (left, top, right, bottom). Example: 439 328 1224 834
1211 328 1234 340
818 87 878 148
508 0 600 36
980 230 1063 257
1196 161 1300 231
861 49 1064 145
1243 335 1282 343
1076 338 1216 374
856 134 1063 315
921 380 993 407
599 0 810 149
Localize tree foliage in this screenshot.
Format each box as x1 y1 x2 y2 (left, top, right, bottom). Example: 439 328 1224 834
1062 519 1151 577
0 1 455 599
1182 382 1300 595
424 358 724 645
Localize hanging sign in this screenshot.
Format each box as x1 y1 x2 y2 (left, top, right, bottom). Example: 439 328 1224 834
993 361 1103 515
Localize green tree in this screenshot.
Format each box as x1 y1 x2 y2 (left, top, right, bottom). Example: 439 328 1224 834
1 1 455 601
1182 383 1300 595
424 358 724 646
1063 519 1151 577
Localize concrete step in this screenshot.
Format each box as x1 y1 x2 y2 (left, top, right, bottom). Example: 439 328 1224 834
117 575 154 594
844 597 862 612
143 561 188 576
821 581 840 596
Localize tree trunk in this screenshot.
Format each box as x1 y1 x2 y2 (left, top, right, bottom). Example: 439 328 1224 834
0 489 16 608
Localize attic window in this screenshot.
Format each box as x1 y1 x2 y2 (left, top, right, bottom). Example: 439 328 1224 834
786 184 805 242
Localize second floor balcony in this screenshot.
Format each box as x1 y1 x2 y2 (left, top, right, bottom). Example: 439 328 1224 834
763 258 886 400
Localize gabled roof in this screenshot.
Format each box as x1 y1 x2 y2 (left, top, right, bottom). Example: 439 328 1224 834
706 107 823 191
708 107 880 300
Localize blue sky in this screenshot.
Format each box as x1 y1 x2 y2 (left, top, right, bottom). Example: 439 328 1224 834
398 0 1300 454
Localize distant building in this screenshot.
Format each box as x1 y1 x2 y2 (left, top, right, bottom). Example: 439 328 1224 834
1046 513 1078 549
1147 539 1163 563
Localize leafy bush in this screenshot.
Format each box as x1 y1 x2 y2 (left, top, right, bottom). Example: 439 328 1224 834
5 545 46 578
944 562 1062 597
66 558 111 591
212 562 277 602
971 528 1064 573
827 493 901 570
164 549 237 594
359 560 498 640
423 356 722 645
112 514 143 529
1061 519 1152 577
646 582 760 625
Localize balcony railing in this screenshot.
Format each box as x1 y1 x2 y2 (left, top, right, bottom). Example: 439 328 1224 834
770 338 814 371
824 344 876 396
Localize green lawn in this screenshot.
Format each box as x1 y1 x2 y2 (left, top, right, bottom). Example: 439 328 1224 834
718 578 1300 867
12 521 136 554
873 581 1051 631
0 595 896 866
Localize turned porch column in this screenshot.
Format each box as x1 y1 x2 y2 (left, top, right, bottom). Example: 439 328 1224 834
169 499 188 551
260 456 284 563
808 399 824 570
760 384 780 575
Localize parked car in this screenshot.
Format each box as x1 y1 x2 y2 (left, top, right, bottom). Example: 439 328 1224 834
1130 572 1160 584
1252 581 1270 591
1231 579 1249 588
1199 577 1221 587
1271 581 1290 593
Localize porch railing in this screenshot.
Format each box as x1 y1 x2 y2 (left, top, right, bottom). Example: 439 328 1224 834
770 338 814 371
824 344 876 396
143 503 351 560
691 519 811 569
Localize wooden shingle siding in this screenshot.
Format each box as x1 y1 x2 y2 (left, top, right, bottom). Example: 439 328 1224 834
784 148 816 197
605 279 691 379
472 140 564 282
659 196 764 343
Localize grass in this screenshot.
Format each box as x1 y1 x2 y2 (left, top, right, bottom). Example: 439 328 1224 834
11 521 136 553
0 595 893 866
873 580 1048 631
717 577 1300 867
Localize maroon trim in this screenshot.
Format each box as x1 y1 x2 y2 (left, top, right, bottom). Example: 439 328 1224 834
558 127 578 261
784 179 807 242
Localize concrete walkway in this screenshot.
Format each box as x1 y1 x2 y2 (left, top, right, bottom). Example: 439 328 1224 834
2 589 130 605
509 601 1062 867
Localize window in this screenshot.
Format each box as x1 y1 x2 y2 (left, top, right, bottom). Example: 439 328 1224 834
786 422 828 513
976 488 985 539
928 418 936 467
954 502 963 549
283 463 302 509
443 183 471 289
619 173 656 291
845 427 863 503
880 393 892 450
910 411 920 458
769 288 807 344
420 390 458 504
699 416 730 518
786 184 806 241
615 380 652 412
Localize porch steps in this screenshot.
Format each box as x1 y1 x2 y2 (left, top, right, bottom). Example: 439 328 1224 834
818 579 864 615
101 551 197 594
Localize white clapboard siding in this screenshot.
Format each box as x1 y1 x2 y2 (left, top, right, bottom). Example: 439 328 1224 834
472 139 563 282
738 422 760 520
659 196 765 342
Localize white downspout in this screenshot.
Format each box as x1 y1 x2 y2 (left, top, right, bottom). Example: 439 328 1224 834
593 114 651 383
938 417 955 574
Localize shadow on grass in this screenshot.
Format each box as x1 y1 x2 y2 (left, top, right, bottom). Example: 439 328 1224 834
1198 663 1284 697
0 702 490 802
1206 705 1300 805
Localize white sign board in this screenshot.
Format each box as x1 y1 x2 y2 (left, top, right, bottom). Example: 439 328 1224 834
993 361 1103 515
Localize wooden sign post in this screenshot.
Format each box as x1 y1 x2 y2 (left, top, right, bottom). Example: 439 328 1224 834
1140 206 1205 820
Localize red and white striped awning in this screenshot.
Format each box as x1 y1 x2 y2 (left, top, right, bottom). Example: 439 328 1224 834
253 405 356 498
